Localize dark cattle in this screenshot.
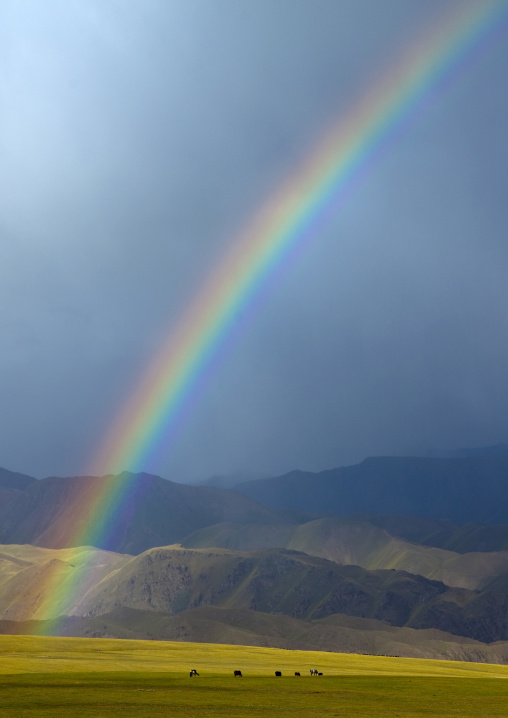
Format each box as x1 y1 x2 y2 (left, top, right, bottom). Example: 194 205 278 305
318 672 323 676
234 670 242 677
189 669 199 677
295 672 300 676
275 671 282 677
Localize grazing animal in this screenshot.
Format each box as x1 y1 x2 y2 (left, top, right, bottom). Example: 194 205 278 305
318 672 323 676
189 669 199 677
234 670 242 677
275 671 282 677
310 668 318 676
295 672 300 676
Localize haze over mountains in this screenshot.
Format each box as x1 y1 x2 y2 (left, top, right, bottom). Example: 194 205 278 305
0 472 283 554
1 450 508 662
235 455 508 524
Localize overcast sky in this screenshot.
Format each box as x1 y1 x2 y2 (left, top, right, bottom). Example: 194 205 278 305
2 0 508 481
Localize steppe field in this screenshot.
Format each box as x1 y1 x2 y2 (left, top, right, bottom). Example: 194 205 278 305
0 635 507 717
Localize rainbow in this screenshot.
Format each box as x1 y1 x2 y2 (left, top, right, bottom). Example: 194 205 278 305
35 1 507 627
90 0 507 480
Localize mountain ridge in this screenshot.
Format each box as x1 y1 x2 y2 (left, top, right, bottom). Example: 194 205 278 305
1 455 508 655
235 456 508 524
181 517 508 590
0 472 290 553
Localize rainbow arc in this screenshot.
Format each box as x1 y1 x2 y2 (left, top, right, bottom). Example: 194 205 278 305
34 1 508 628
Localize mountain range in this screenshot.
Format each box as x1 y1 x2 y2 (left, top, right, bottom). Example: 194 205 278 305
0 471 286 553
1 453 508 662
235 455 508 524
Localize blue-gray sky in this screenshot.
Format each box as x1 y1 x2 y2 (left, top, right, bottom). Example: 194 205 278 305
2 0 508 481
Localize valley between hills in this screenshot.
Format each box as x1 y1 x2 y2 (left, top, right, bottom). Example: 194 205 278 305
2 454 508 664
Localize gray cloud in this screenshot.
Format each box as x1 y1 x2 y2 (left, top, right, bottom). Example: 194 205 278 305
1 0 507 480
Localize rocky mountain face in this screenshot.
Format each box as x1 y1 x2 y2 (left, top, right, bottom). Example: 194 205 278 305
2 542 508 645
181 517 508 590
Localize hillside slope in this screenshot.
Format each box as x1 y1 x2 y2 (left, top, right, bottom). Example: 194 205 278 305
0 544 451 626
0 544 131 620
0 468 38 509
3 606 508 664
75 545 508 643
2 542 508 643
182 517 508 590
0 472 288 553
0 468 37 490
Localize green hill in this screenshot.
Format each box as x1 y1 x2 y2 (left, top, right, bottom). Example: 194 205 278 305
3 607 508 666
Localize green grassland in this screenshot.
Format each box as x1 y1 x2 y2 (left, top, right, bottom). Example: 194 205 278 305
0 635 507 717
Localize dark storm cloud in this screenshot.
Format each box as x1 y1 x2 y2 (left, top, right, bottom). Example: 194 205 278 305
1 0 507 480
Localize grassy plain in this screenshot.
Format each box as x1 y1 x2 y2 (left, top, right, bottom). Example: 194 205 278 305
0 635 506 717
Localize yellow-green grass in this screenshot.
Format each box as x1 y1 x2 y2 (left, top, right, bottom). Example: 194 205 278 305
0 635 507 717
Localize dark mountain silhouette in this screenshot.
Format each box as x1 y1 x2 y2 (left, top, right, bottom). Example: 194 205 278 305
2 458 508 555
362 515 508 553
197 472 266 489
0 467 38 509
430 443 508 459
0 467 37 490
235 456 508 524
0 472 290 553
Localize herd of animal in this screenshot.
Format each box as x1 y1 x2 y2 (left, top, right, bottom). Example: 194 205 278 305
189 669 323 677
